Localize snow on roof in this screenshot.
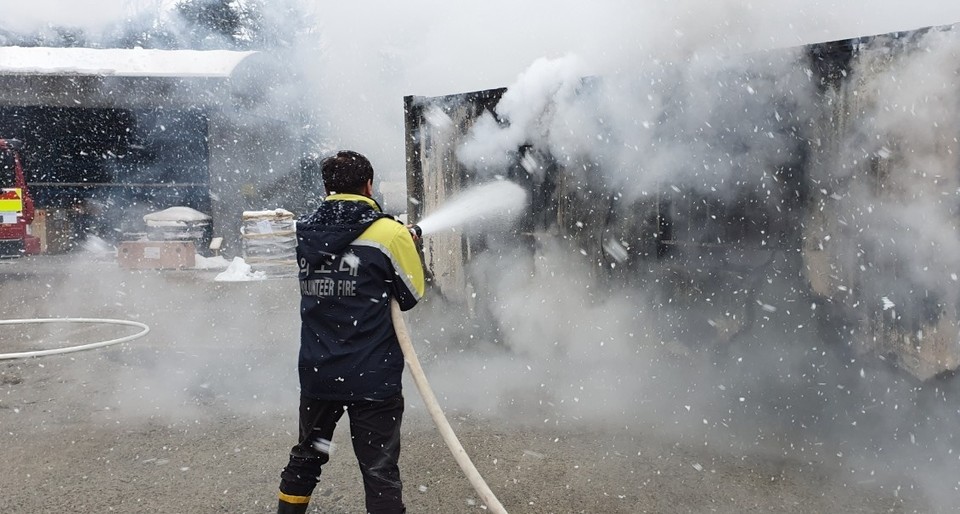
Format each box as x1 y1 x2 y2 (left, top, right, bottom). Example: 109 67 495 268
0 46 257 78
144 206 212 225
242 208 294 220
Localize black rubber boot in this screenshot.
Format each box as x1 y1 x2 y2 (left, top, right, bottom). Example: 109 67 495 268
277 499 309 514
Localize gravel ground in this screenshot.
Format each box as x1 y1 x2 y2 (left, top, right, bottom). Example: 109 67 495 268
0 253 948 513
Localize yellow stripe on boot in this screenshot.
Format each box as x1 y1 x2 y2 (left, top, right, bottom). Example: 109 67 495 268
278 491 310 514
278 491 310 504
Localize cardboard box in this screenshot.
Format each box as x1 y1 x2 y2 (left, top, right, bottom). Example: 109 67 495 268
30 209 47 254
118 241 196 270
44 208 78 254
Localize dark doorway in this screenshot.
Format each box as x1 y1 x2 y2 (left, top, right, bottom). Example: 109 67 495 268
0 106 210 242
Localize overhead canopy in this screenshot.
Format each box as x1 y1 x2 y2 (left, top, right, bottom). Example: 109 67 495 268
0 46 257 77
0 46 278 109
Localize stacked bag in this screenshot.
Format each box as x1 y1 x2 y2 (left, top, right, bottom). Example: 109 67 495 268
241 208 297 276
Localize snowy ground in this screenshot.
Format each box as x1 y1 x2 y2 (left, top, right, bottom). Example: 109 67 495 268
0 253 949 513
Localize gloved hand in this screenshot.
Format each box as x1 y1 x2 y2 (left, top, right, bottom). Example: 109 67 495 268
407 224 422 242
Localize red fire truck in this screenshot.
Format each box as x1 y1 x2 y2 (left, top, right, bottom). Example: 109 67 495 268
0 139 40 257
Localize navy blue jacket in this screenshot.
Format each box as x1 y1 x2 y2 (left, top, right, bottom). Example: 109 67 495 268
296 194 425 400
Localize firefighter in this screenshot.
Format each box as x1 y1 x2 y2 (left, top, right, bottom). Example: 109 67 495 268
277 151 425 514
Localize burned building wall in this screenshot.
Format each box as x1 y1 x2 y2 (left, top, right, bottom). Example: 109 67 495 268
406 23 960 380
404 89 508 308
803 25 960 380
406 50 816 343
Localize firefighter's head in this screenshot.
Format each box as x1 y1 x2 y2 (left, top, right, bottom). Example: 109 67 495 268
320 150 374 197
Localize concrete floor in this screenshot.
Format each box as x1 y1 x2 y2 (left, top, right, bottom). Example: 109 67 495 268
0 252 948 513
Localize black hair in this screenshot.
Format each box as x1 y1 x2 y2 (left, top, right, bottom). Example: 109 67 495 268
321 150 374 195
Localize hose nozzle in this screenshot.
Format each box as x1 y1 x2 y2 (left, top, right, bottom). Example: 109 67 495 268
409 224 422 239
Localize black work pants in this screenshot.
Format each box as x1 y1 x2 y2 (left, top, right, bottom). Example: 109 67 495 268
280 393 406 514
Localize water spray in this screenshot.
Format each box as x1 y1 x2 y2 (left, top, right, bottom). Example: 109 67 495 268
408 180 527 238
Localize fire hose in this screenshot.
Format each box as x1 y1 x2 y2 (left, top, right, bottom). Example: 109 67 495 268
0 318 150 360
391 299 508 514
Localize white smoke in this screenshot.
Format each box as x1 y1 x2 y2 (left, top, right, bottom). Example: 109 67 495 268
457 54 586 171
4 1 960 177
0 0 145 33
405 8 960 512
6 1 960 510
